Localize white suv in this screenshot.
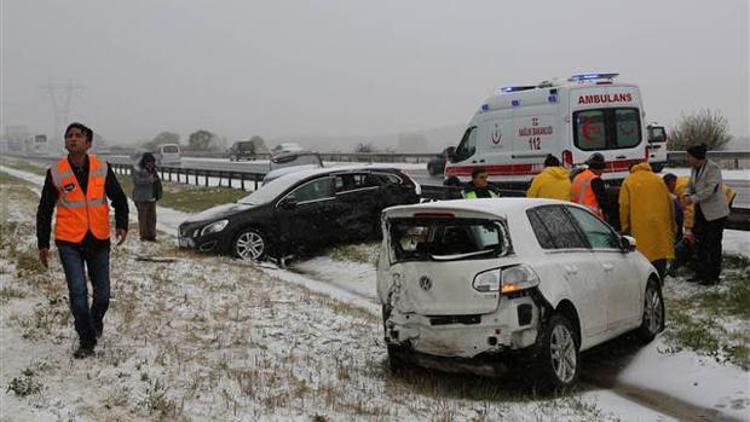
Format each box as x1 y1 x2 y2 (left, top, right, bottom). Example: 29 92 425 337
377 198 664 391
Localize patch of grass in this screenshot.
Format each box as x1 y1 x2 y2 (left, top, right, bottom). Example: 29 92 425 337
0 284 26 303
0 160 47 176
6 368 43 397
140 378 182 420
326 242 379 264
16 248 46 277
691 270 750 319
723 253 750 270
113 170 247 212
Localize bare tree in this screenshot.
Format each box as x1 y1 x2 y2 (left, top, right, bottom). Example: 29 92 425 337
668 109 732 151
354 142 375 153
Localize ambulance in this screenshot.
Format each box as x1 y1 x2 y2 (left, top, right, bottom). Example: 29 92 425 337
646 123 668 172
444 73 648 186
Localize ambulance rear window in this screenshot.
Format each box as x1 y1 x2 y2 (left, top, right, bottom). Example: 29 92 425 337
573 107 641 151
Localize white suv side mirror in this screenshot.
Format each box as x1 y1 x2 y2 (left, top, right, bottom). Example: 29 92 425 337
620 235 637 252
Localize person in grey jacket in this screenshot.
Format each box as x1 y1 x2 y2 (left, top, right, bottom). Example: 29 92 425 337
131 152 162 241
683 144 729 285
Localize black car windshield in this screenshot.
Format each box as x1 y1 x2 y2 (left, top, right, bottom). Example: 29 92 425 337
388 217 509 262
238 174 301 205
270 153 322 170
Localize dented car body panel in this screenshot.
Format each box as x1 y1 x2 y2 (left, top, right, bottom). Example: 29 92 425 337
378 198 659 372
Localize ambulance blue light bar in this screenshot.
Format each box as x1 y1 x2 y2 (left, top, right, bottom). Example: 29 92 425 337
496 85 537 95
568 73 619 82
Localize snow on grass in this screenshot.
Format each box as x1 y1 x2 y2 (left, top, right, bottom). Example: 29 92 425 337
5 164 746 420
1 170 622 421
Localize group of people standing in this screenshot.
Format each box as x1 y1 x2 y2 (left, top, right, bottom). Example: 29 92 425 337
461 143 732 286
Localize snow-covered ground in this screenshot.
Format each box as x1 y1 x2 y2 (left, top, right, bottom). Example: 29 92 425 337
2 164 749 421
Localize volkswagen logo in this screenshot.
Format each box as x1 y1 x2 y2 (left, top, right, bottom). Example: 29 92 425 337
419 276 432 291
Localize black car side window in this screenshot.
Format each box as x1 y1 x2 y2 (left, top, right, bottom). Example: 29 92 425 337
336 173 379 193
528 206 588 250
290 177 335 203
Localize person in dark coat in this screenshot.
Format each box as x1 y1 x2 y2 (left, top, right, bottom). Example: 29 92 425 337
131 152 162 241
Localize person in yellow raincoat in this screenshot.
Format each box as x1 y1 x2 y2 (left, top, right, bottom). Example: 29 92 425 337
619 162 675 279
526 155 572 201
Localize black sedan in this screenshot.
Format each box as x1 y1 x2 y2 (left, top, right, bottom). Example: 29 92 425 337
178 166 421 260
427 147 455 176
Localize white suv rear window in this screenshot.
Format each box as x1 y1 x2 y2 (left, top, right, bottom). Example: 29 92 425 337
388 218 509 262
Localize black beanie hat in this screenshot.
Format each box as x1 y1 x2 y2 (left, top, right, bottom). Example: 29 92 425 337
686 143 707 160
587 153 606 170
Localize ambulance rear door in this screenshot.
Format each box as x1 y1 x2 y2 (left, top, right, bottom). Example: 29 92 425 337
475 111 516 182
570 85 646 180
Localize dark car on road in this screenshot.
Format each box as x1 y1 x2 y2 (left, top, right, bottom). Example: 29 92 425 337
427 147 455 176
178 166 421 260
227 141 256 161
262 151 324 184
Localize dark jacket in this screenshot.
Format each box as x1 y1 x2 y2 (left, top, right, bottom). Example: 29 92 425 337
131 164 161 202
36 155 129 250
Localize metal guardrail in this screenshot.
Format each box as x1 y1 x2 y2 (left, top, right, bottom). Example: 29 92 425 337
667 151 750 169
6 152 749 230
109 162 266 191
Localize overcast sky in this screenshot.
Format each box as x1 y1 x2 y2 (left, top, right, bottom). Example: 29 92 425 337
2 0 748 146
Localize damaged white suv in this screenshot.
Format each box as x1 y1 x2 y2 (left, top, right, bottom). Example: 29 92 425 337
377 198 664 390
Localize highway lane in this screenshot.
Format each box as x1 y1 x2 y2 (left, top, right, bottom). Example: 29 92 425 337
105 155 750 208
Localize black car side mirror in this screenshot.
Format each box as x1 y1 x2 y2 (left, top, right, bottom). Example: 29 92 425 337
279 196 297 210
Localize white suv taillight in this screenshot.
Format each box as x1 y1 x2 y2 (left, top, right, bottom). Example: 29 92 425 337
501 264 540 294
473 269 501 292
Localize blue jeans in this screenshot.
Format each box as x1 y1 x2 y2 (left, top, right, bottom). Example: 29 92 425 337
58 243 110 348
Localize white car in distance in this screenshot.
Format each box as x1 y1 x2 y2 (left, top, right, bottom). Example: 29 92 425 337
377 198 664 391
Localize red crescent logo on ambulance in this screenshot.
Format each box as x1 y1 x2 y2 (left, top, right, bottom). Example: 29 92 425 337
582 119 592 141
491 131 502 145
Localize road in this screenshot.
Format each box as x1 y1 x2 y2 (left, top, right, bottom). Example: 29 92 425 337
177 157 750 208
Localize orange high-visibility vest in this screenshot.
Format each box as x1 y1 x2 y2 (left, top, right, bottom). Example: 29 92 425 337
571 169 604 218
50 155 111 243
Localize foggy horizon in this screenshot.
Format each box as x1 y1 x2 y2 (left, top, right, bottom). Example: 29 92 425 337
2 0 748 148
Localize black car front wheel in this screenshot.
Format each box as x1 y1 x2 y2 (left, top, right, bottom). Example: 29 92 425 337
233 228 268 261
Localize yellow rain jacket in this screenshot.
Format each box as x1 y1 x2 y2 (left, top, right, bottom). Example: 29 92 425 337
674 175 736 230
526 166 572 201
619 162 675 261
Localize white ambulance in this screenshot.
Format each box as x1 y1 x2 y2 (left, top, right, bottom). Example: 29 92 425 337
646 123 668 172
444 73 648 186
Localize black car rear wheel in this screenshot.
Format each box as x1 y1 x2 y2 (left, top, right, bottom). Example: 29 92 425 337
233 228 268 261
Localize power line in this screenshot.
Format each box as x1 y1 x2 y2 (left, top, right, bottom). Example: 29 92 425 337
40 80 84 150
